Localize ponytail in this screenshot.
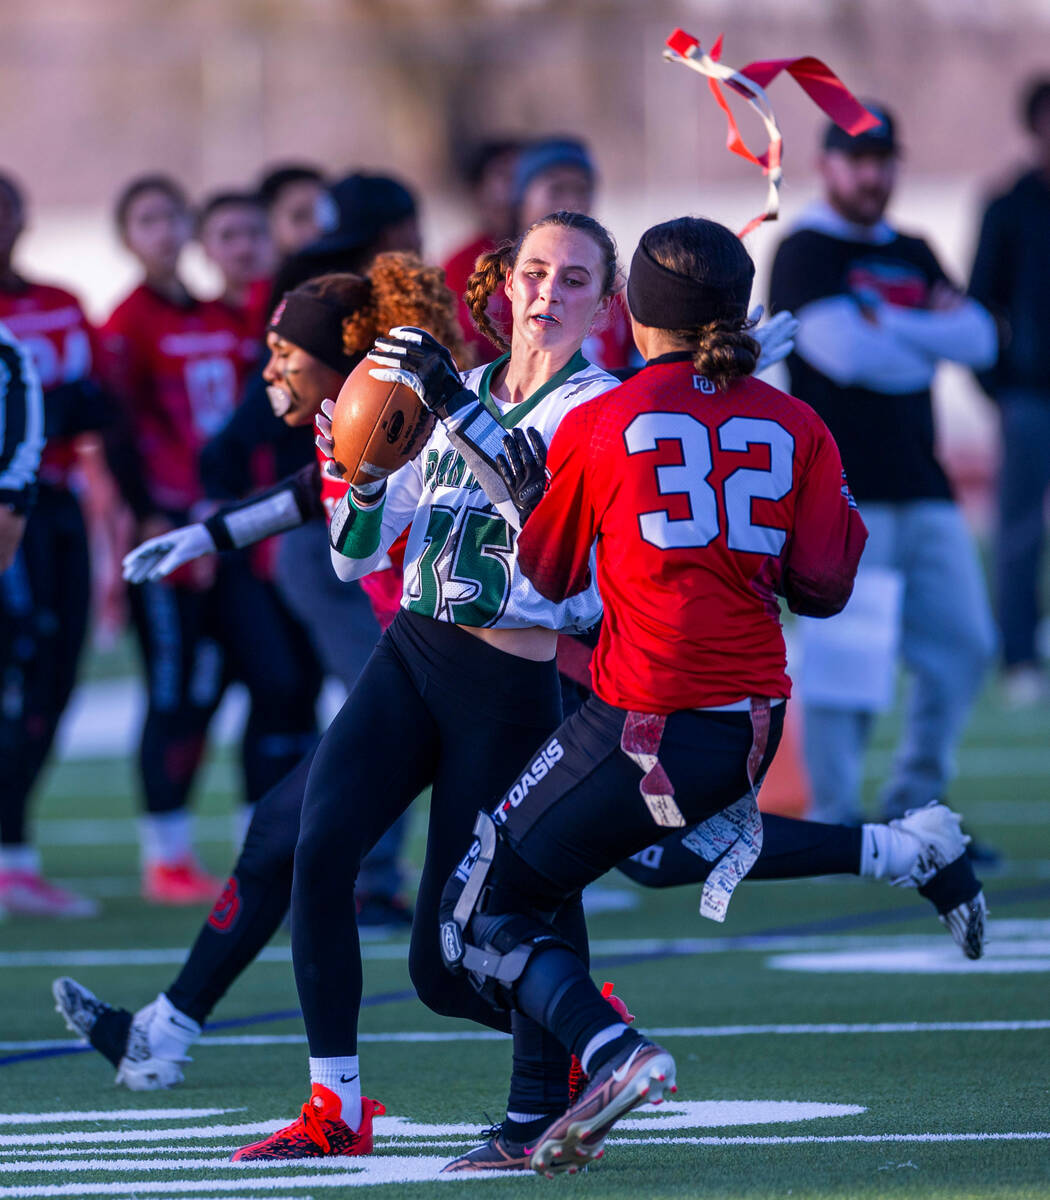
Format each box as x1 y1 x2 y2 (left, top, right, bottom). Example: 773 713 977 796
690 319 760 391
465 245 515 352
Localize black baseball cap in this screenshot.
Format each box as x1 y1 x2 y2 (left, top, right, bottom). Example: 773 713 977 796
305 172 417 257
823 103 899 156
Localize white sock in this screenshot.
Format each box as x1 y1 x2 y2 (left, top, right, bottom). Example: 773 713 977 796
580 1023 627 1075
310 1056 362 1129
147 993 201 1059
860 822 918 880
0 844 40 874
140 812 193 866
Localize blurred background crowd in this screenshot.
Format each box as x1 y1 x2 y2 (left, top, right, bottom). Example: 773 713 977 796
1 0 1048 921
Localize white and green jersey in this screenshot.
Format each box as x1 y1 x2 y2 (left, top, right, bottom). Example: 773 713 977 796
329 351 617 633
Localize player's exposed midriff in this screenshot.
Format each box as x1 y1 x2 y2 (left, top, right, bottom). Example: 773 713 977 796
461 623 558 662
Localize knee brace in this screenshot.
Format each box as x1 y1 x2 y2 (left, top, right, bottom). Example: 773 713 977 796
439 811 570 1010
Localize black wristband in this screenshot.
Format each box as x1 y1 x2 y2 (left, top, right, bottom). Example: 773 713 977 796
204 511 236 552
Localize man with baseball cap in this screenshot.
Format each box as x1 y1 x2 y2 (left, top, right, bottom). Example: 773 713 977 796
970 78 1050 708
769 104 1000 840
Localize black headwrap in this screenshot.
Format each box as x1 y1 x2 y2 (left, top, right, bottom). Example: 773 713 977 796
268 292 360 375
626 240 752 330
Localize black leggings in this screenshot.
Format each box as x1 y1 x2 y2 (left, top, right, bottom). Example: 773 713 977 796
292 610 576 1054
128 554 322 815
167 752 310 1024
0 486 89 846
163 700 856 1033
474 695 785 1063
618 812 862 888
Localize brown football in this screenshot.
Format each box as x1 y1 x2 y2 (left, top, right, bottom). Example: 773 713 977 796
329 358 436 487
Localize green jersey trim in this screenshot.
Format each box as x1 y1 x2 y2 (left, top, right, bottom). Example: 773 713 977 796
331 491 385 561
476 350 589 429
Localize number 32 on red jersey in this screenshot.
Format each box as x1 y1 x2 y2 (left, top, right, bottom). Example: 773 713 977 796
625 412 794 554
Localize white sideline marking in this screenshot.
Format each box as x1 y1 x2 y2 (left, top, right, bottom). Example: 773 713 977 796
0 1125 281 1148
770 944 1050 975
606 1132 1050 1146
645 1019 1050 1037
0 1100 862 1151
8 922 1050 969
0 1159 497 1194
0 1110 236 1126
6 1018 1050 1057
1 1138 1049 1194
7 1126 1050 1173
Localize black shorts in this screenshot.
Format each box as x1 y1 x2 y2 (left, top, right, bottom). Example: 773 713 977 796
492 693 784 898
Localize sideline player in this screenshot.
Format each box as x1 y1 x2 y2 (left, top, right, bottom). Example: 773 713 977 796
442 138 522 363
196 190 272 335
969 77 1050 707
101 174 320 903
436 215 868 1175
257 163 326 262
0 321 42 570
512 137 637 372
0 172 108 917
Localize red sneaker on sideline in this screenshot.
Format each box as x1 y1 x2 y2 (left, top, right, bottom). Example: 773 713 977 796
142 858 222 905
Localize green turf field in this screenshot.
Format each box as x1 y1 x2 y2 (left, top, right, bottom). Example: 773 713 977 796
1 679 1048 1198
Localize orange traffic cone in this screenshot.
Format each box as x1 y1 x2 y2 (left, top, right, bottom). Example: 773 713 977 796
758 703 811 818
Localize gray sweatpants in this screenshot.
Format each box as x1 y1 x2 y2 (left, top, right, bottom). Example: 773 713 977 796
802 500 997 823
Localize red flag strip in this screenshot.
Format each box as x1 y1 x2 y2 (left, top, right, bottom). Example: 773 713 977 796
664 28 878 237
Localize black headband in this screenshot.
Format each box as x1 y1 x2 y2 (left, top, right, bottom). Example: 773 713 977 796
268 292 359 375
626 241 752 330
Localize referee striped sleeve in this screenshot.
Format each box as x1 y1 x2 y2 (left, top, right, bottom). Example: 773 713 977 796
0 320 44 504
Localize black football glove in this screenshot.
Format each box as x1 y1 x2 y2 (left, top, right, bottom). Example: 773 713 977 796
368 326 473 418
495 427 548 526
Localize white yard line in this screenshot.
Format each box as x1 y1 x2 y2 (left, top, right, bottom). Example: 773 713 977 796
8 922 1050 970
5 1017 1050 1057
0 1159 500 1194
0 1110 236 1125
0 1125 282 1148
1 1137 1049 1195
6 1130 1050 1173
604 1132 1050 1145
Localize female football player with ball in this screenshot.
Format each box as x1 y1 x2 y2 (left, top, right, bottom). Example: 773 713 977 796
229 210 625 1165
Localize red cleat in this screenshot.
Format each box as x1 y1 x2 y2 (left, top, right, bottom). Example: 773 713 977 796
142 857 223 906
567 981 636 1103
231 1085 385 1161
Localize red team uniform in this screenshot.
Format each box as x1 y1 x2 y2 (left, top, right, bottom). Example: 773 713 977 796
438 340 867 1176
0 280 106 915
101 286 260 517
0 283 98 486
102 283 320 900
519 355 866 710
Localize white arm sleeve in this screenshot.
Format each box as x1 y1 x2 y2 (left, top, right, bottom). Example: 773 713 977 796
794 297 938 394
328 457 423 582
878 298 998 370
